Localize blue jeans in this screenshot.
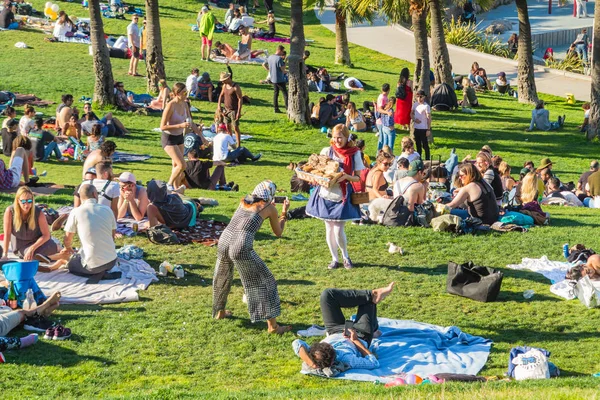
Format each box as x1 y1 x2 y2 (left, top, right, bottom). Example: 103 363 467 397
583 197 592 207
577 44 588 63
225 147 255 163
42 142 63 161
7 22 19 30
381 126 396 153
450 208 470 219
376 124 384 152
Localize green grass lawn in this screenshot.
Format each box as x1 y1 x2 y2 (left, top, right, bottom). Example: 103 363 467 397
1 0 600 398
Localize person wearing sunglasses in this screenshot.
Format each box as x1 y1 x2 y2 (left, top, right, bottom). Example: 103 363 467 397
446 163 499 225
365 152 394 202
2 187 63 264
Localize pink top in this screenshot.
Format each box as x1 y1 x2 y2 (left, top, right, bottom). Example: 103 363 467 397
376 93 388 125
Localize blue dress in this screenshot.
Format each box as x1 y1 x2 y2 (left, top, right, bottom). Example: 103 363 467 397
306 147 364 222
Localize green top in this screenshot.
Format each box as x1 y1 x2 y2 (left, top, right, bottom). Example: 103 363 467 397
198 11 216 40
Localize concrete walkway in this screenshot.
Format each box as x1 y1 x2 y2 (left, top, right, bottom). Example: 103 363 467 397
316 8 591 101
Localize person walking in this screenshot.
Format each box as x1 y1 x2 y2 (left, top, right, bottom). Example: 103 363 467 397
197 6 217 61
575 0 588 18
127 14 141 76
217 71 243 146
212 181 292 335
262 45 287 114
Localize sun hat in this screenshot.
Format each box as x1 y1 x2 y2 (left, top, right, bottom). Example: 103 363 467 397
538 157 553 170
219 71 231 82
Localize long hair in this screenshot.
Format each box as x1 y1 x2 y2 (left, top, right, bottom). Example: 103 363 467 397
521 172 539 203
329 124 355 148
459 163 482 185
498 161 511 177
172 82 186 96
347 102 358 121
399 67 409 86
12 187 36 233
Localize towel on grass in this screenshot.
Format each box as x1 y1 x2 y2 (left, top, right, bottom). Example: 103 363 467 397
211 56 266 65
302 318 492 382
112 151 151 163
201 129 253 142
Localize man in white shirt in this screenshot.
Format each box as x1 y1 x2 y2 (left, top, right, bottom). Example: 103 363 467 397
74 161 120 218
186 68 200 98
212 124 261 164
62 184 117 278
410 90 431 160
127 14 141 77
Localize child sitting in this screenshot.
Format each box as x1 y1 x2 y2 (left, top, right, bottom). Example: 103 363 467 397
461 77 479 108
578 102 590 132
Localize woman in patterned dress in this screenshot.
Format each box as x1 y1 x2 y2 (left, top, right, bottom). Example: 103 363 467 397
212 181 292 334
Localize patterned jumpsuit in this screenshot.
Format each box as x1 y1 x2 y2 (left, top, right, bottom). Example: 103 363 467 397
212 206 281 322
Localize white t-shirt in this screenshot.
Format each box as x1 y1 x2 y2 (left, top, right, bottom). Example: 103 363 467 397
19 116 34 136
78 179 120 208
344 109 364 125
127 22 140 47
53 21 72 38
412 102 430 130
212 133 236 161
64 199 117 268
186 74 198 94
344 77 363 90
113 36 128 50
399 151 420 162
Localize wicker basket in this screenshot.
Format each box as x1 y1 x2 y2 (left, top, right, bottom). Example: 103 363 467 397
351 192 370 205
295 167 336 189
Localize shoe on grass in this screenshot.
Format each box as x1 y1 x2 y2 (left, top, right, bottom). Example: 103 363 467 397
24 316 55 333
327 261 340 270
297 325 327 337
53 326 72 341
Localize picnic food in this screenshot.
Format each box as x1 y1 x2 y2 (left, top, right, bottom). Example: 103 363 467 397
296 154 344 187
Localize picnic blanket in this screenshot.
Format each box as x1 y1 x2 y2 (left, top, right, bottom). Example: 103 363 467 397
302 318 492 382
211 56 266 65
112 151 151 163
0 183 66 196
35 258 158 304
254 36 290 44
172 219 226 246
11 93 55 107
55 35 92 44
506 256 600 300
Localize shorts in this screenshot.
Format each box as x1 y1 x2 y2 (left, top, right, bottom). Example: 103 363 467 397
233 49 251 60
131 46 140 58
9 156 23 189
161 132 184 148
221 108 239 128
201 35 212 46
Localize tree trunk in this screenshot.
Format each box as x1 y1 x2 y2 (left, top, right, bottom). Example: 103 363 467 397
412 1 430 103
89 0 114 106
287 0 309 124
145 0 166 94
516 0 538 104
587 0 600 140
334 5 352 66
429 0 453 87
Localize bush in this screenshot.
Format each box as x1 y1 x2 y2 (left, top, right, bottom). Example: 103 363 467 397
444 18 480 48
476 36 512 58
545 56 584 74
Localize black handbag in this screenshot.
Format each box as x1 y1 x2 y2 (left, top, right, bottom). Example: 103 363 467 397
446 261 503 302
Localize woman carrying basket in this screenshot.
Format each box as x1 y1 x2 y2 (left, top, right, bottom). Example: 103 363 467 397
306 124 366 270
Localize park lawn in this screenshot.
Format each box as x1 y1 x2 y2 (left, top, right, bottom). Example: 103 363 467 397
1 0 600 398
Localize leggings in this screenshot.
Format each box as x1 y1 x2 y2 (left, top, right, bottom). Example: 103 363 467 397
324 220 348 262
413 128 430 160
0 336 21 351
320 288 378 345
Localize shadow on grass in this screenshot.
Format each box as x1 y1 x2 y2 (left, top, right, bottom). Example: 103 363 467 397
12 341 114 367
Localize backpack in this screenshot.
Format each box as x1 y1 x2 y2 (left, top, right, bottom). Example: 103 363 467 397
381 196 413 227
147 224 180 245
431 83 458 111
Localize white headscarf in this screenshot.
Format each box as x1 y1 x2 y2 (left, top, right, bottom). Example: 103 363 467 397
250 180 277 203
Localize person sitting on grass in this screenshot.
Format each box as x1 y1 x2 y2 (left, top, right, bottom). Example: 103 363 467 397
148 79 172 111
0 1 20 30
86 124 104 152
29 118 68 162
446 163 499 225
212 123 261 165
74 161 119 219
1 118 19 157
393 159 426 213
61 114 83 141
319 94 344 129
526 101 565 132
1 187 64 267
11 136 35 180
146 179 195 229
543 177 583 206
461 77 479 108
365 152 393 202
56 94 78 132
117 172 149 221
197 72 216 102
498 161 516 191
82 140 117 179
0 147 30 190
114 82 139 112
79 102 129 136
344 102 366 132
186 68 200 98
578 102 590 132
292 283 395 372
475 151 504 205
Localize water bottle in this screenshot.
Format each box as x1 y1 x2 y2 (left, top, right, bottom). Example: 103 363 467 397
173 265 184 279
31 167 37 177
23 289 37 310
563 243 570 259
158 261 171 276
523 289 535 299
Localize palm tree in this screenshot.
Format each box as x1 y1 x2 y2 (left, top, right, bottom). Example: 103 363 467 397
88 0 114 106
429 0 453 87
145 0 166 93
411 0 430 101
288 0 309 124
515 0 538 104
587 0 600 140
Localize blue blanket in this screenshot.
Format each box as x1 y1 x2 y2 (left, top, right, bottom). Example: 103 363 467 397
306 318 492 382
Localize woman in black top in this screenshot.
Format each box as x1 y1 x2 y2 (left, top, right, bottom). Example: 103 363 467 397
447 163 499 224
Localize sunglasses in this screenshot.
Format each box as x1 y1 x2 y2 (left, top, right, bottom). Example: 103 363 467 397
20 199 33 204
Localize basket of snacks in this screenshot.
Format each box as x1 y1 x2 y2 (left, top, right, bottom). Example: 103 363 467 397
295 154 344 189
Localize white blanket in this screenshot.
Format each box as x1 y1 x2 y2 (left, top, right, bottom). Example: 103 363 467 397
35 258 158 304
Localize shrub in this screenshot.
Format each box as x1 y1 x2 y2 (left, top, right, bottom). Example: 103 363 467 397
476 35 512 58
444 18 480 48
545 56 584 74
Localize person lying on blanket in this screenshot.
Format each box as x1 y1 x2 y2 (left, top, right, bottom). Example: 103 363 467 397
292 282 395 371
146 179 195 229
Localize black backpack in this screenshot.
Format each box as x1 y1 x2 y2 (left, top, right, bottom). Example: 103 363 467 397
381 196 413 227
147 224 180 245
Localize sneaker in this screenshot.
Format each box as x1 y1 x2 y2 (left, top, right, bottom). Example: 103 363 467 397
34 254 52 264
327 261 340 270
166 184 175 192
231 184 239 192
24 316 55 333
227 181 235 187
252 153 262 162
297 325 327 337
44 327 56 340
52 326 72 341
343 258 353 270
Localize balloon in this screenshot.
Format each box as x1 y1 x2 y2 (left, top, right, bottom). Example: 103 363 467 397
51 4 59 12
44 6 51 15
48 10 57 20
45 2 52 8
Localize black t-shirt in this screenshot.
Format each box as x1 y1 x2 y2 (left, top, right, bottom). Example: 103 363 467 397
1 128 17 156
29 130 56 161
185 160 212 189
0 8 15 29
318 103 335 127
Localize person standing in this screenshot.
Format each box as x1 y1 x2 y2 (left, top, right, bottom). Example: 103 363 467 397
411 90 431 161
212 181 292 334
263 45 287 114
575 0 588 18
197 6 217 61
127 14 141 76
217 71 243 147
394 68 413 130
573 29 589 63
306 124 365 270
374 84 390 152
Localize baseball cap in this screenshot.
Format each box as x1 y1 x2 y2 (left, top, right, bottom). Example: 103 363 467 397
86 167 97 175
407 159 424 177
520 167 530 175
119 172 136 183
497 71 506 77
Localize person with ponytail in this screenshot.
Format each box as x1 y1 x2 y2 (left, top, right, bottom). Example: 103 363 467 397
19 105 36 136
306 124 366 270
212 180 292 335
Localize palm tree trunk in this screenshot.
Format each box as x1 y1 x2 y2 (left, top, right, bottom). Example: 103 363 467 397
516 0 538 104
145 0 166 94
287 0 309 124
412 1 430 103
88 0 114 106
587 1 600 140
429 0 453 87
334 5 352 66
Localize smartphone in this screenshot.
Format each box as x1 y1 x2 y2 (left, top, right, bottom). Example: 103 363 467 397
274 196 288 204
344 320 354 337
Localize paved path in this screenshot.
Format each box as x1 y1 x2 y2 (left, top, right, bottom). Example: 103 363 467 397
316 8 591 101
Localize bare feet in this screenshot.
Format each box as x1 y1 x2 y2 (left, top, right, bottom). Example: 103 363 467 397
268 324 292 335
215 309 233 319
24 292 61 317
372 282 395 304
